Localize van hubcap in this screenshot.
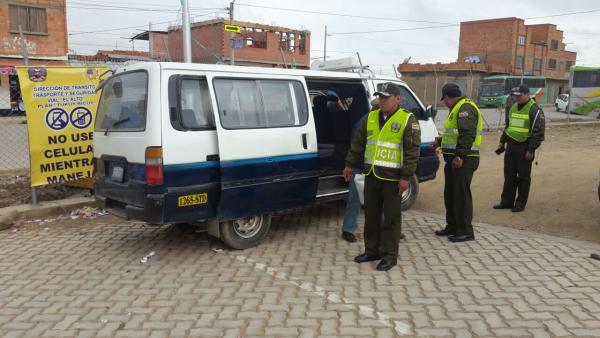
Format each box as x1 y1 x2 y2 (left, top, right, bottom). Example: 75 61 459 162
401 183 412 203
233 215 263 238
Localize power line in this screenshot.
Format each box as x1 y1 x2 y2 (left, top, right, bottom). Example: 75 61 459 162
69 11 224 36
524 8 600 20
68 4 225 13
69 0 221 11
330 23 459 35
235 3 453 25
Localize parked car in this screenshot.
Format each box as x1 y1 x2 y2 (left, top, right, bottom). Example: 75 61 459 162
555 94 569 112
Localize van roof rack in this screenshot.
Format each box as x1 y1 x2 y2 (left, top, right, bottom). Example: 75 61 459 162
310 56 373 74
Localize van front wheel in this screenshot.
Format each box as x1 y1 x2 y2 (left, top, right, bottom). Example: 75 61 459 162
220 214 272 249
401 175 419 211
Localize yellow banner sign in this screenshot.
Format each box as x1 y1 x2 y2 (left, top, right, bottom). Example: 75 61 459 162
16 66 107 187
224 24 241 33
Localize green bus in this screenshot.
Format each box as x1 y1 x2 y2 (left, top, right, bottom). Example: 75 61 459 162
569 66 600 116
479 75 547 107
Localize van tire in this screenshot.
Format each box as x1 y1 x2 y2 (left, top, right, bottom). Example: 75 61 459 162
401 175 419 211
219 214 272 249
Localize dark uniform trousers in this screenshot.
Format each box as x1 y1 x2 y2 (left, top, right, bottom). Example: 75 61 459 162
363 174 403 263
501 140 533 208
444 156 479 236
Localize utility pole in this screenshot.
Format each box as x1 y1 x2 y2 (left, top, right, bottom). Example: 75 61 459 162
149 22 153 59
323 25 327 62
229 0 235 65
181 0 192 63
18 26 29 66
19 25 35 204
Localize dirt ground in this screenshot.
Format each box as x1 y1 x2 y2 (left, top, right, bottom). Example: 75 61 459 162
0 169 88 208
414 122 600 244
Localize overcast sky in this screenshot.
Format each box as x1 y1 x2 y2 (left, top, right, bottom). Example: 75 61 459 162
67 0 600 75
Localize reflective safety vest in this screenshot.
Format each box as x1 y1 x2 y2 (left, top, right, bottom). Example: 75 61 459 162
505 99 535 143
364 108 412 181
441 98 483 156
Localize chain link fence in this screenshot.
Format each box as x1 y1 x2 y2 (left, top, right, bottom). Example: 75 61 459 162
0 72 87 209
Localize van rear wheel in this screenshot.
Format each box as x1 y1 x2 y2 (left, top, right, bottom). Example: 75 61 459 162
401 175 419 211
220 214 271 249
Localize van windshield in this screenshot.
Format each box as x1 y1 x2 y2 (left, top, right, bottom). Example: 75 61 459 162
95 71 148 131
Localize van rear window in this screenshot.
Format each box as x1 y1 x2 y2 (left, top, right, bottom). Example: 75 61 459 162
95 71 148 131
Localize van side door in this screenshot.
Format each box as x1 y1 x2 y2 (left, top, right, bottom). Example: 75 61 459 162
206 73 319 219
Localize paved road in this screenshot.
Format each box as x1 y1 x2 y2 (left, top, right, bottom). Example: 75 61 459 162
1 203 599 337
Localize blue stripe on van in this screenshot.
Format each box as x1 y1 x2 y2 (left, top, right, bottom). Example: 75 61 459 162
220 153 318 168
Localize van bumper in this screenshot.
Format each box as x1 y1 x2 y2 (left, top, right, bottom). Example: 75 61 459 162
96 194 164 224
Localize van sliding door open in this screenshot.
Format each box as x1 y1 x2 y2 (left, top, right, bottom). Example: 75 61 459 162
207 74 319 219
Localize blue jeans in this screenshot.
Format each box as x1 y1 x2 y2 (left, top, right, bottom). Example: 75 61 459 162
342 168 362 234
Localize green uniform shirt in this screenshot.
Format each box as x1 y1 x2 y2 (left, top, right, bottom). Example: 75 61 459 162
437 97 480 158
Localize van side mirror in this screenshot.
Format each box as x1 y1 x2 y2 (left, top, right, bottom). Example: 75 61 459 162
425 105 437 119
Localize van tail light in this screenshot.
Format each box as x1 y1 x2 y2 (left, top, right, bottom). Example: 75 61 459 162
145 147 163 185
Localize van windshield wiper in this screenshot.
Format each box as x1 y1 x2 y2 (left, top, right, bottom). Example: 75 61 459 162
104 117 130 136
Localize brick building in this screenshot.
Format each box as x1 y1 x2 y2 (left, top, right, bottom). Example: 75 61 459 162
399 17 577 105
0 0 68 113
132 18 311 68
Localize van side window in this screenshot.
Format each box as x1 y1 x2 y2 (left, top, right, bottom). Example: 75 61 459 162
168 76 215 131
179 78 214 129
377 83 424 119
213 78 308 129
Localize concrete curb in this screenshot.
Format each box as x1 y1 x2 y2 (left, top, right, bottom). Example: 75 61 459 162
0 196 95 231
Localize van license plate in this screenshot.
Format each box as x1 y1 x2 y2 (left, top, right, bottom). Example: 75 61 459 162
111 165 124 182
178 193 208 207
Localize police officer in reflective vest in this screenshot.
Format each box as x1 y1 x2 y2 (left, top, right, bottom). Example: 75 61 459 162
494 84 545 212
344 82 421 271
433 83 483 242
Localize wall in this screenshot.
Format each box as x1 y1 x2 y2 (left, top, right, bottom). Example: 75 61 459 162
0 0 67 58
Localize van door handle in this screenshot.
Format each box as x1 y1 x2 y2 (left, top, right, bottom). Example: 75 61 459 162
206 154 219 161
301 133 308 149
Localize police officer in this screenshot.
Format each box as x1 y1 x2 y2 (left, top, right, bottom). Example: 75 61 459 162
433 83 483 242
343 82 420 271
494 84 545 212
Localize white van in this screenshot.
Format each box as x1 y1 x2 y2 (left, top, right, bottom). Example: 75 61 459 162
93 62 440 249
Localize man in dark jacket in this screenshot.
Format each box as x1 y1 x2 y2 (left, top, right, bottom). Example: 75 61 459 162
344 82 420 271
494 84 545 212
432 83 483 242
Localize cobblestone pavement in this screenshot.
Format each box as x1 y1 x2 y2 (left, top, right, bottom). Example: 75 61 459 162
1 202 600 338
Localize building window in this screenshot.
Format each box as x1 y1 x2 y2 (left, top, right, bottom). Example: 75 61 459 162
516 56 524 69
548 59 557 70
9 5 48 34
533 58 541 71
551 40 559 50
517 35 526 45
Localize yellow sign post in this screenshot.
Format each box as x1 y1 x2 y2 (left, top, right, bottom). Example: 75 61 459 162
224 24 241 33
16 66 107 187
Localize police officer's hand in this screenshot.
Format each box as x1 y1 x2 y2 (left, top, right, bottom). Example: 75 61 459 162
343 166 352 182
525 150 535 161
399 179 410 192
428 140 438 150
451 156 463 169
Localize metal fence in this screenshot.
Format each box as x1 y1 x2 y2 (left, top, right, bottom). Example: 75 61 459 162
0 74 88 209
